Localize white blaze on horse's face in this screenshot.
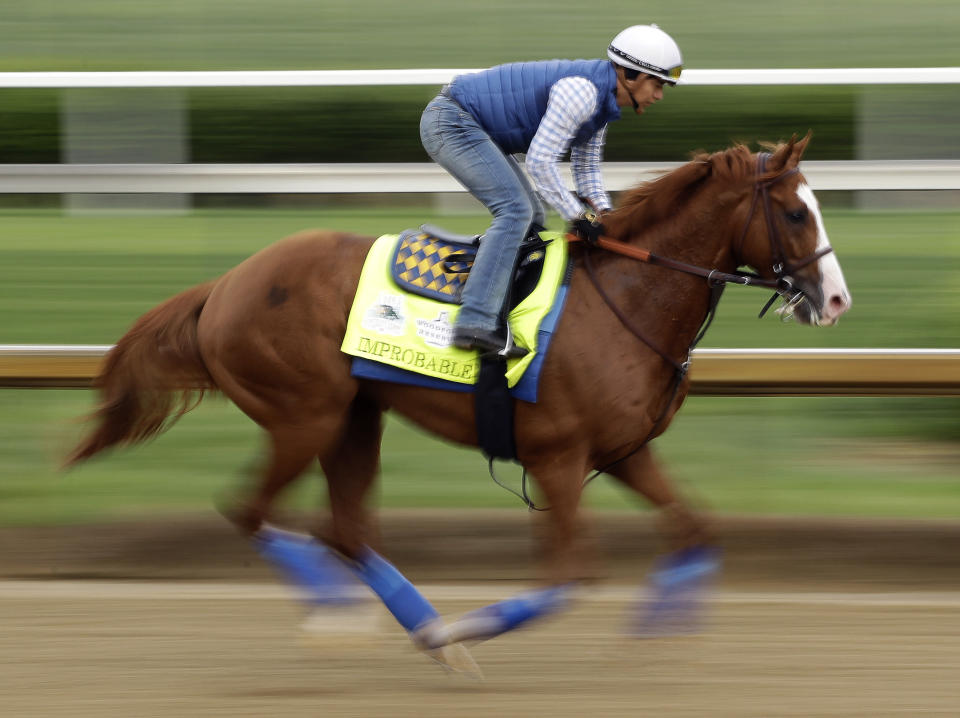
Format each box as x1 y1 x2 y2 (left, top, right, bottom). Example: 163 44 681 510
797 183 852 326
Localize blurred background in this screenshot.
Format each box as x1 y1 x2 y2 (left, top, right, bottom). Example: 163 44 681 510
0 0 958 526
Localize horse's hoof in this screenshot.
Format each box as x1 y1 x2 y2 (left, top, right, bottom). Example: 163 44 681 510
410 616 450 650
411 617 483 679
629 545 721 638
422 642 484 681
630 592 708 638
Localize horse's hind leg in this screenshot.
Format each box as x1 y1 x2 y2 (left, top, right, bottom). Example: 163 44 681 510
296 396 387 620
279 396 387 635
606 445 720 635
317 399 482 676
317 395 383 558
218 419 377 611
222 423 327 536
231 396 441 641
230 402 443 654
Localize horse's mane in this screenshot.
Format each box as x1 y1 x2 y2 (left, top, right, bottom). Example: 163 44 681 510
608 143 781 233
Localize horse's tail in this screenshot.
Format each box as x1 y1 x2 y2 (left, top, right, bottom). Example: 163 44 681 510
66 280 219 467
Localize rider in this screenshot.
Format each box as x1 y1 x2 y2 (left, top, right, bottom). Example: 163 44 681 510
420 24 683 357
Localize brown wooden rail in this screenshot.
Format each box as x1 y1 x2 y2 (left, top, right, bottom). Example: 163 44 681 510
2 346 959 396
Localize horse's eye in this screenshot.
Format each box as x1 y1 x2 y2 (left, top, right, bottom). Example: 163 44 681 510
786 208 808 224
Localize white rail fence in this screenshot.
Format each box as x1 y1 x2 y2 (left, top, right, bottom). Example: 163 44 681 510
3 67 960 88
2 160 959 194
3 67 959 194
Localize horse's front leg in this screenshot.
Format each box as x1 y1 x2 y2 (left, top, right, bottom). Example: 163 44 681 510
606 444 721 636
608 444 711 548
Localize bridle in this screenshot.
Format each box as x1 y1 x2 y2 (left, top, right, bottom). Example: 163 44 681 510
567 151 835 369
737 152 834 317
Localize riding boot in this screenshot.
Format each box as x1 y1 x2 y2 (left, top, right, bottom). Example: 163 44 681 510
453 221 544 358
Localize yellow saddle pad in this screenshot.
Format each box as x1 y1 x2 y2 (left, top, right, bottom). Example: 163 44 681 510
341 230 569 389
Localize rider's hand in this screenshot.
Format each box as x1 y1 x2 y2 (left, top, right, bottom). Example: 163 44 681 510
568 210 605 245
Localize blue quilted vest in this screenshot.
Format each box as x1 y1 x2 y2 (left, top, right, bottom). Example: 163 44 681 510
448 59 621 155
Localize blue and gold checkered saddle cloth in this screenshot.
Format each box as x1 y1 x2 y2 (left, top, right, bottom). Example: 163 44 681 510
390 224 549 304
390 225 478 303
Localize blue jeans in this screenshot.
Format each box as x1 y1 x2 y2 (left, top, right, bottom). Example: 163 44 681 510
420 94 545 333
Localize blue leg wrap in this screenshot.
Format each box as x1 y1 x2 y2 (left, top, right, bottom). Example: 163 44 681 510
446 584 573 644
632 545 722 637
651 545 722 589
254 526 360 605
351 548 439 633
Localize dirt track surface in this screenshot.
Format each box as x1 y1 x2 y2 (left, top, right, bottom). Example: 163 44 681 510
2 511 960 716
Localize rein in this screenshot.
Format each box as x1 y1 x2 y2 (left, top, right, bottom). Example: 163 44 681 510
494 152 836 510
565 232 765 373
572 233 780 290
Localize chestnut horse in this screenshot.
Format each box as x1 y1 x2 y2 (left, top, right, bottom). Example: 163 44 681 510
67 135 850 667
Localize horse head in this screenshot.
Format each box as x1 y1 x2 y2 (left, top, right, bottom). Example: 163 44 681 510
604 135 850 327
732 133 852 326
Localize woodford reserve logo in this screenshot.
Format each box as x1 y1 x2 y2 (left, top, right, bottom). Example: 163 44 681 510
414 310 454 348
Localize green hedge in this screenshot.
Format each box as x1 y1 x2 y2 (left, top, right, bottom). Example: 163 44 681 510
0 91 62 163
2 86 858 164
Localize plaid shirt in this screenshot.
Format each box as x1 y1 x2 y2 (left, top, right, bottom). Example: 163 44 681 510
525 76 613 222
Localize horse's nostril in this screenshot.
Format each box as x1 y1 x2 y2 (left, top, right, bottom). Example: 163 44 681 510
829 294 849 315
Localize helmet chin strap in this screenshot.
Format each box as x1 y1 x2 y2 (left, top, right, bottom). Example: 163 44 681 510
620 73 641 110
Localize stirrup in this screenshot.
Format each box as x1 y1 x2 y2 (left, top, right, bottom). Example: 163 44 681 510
452 327 528 359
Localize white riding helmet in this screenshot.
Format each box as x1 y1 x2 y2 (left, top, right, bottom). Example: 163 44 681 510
608 24 683 85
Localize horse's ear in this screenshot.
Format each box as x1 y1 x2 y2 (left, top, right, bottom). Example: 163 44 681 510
793 130 813 161
769 131 812 171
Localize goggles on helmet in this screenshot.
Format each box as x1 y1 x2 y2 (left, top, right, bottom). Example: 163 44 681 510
608 44 683 84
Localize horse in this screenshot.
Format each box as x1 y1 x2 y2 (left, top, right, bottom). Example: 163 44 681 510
66 133 850 671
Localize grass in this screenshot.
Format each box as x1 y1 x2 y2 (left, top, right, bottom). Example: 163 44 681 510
2 207 958 347
0 205 958 526
2 1 957 70
3 391 958 527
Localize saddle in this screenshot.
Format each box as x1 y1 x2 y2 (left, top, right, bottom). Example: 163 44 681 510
390 224 550 309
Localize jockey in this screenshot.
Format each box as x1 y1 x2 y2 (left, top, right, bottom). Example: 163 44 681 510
420 24 683 358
